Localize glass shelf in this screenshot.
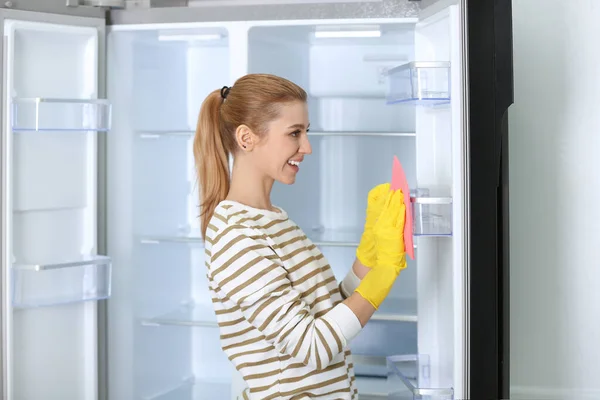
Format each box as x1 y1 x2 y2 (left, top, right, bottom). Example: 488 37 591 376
307 228 363 247
372 297 417 323
11 97 112 132
139 234 204 246
140 296 415 330
136 130 416 139
308 131 416 137
137 131 195 139
386 61 451 106
356 375 388 399
140 303 217 328
141 376 230 400
11 255 112 308
387 354 454 400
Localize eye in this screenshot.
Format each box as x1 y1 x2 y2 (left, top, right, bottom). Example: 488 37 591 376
290 129 301 137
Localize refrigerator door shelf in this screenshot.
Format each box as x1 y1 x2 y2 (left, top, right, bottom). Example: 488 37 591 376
11 97 112 132
411 196 453 237
387 354 454 400
386 61 451 106
11 254 112 308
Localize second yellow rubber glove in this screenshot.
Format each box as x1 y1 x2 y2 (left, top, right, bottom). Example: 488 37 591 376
355 189 407 309
356 183 390 268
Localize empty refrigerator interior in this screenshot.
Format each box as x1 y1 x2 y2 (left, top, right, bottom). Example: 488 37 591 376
107 7 462 398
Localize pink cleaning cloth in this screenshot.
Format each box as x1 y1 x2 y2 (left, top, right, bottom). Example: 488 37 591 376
390 156 414 260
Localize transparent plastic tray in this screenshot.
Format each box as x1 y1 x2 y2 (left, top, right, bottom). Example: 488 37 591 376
387 354 454 400
12 97 112 132
12 255 112 308
386 61 451 106
411 191 453 236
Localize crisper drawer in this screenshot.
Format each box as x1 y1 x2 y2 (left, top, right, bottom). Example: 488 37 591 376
387 355 454 400
11 255 112 308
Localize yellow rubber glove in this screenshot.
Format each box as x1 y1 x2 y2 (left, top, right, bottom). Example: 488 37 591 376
355 189 407 309
356 183 391 268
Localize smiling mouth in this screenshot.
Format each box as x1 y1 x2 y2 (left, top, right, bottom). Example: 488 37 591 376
287 160 301 166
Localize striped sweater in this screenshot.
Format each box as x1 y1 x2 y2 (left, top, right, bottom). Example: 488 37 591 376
204 200 363 400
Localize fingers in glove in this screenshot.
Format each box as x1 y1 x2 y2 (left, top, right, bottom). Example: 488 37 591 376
378 190 404 226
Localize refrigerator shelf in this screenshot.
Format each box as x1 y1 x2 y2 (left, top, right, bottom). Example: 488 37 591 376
356 376 388 399
412 196 453 236
141 375 195 400
11 97 112 132
141 375 230 400
308 131 416 137
140 303 217 328
139 234 204 246
135 130 417 138
373 297 417 323
140 298 415 329
387 354 454 400
386 61 451 106
11 255 112 308
137 131 195 139
308 228 362 247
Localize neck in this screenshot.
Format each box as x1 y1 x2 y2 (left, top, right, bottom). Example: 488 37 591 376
227 158 275 211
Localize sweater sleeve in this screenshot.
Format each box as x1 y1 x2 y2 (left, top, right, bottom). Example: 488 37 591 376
339 267 362 299
209 224 362 370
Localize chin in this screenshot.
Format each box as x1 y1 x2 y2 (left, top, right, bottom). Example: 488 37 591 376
278 175 296 185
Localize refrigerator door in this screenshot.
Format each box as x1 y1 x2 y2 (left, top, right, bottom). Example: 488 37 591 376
0 9 108 400
463 0 513 398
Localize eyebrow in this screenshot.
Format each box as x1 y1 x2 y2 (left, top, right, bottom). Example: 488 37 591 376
287 123 310 129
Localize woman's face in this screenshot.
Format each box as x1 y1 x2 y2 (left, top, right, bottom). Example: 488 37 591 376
252 101 311 185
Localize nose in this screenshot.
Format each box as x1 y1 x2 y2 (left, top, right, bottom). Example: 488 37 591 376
300 134 312 155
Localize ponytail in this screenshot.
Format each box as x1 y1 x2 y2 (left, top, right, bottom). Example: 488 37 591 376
194 74 307 239
194 89 230 239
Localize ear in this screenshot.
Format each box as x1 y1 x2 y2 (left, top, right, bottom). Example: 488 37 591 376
235 124 257 151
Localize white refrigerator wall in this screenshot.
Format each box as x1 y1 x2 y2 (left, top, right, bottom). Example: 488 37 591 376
510 0 600 399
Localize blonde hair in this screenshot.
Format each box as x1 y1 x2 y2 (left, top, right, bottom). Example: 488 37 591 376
193 73 307 238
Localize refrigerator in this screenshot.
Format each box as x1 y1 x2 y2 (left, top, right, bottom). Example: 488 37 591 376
0 0 513 399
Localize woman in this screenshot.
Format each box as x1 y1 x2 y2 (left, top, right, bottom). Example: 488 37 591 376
194 73 407 400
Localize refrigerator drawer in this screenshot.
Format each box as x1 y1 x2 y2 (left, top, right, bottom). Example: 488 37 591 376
386 61 451 106
11 97 112 132
387 354 454 400
11 255 112 308
412 196 453 236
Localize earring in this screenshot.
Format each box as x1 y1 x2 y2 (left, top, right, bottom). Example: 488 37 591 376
242 145 247 149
